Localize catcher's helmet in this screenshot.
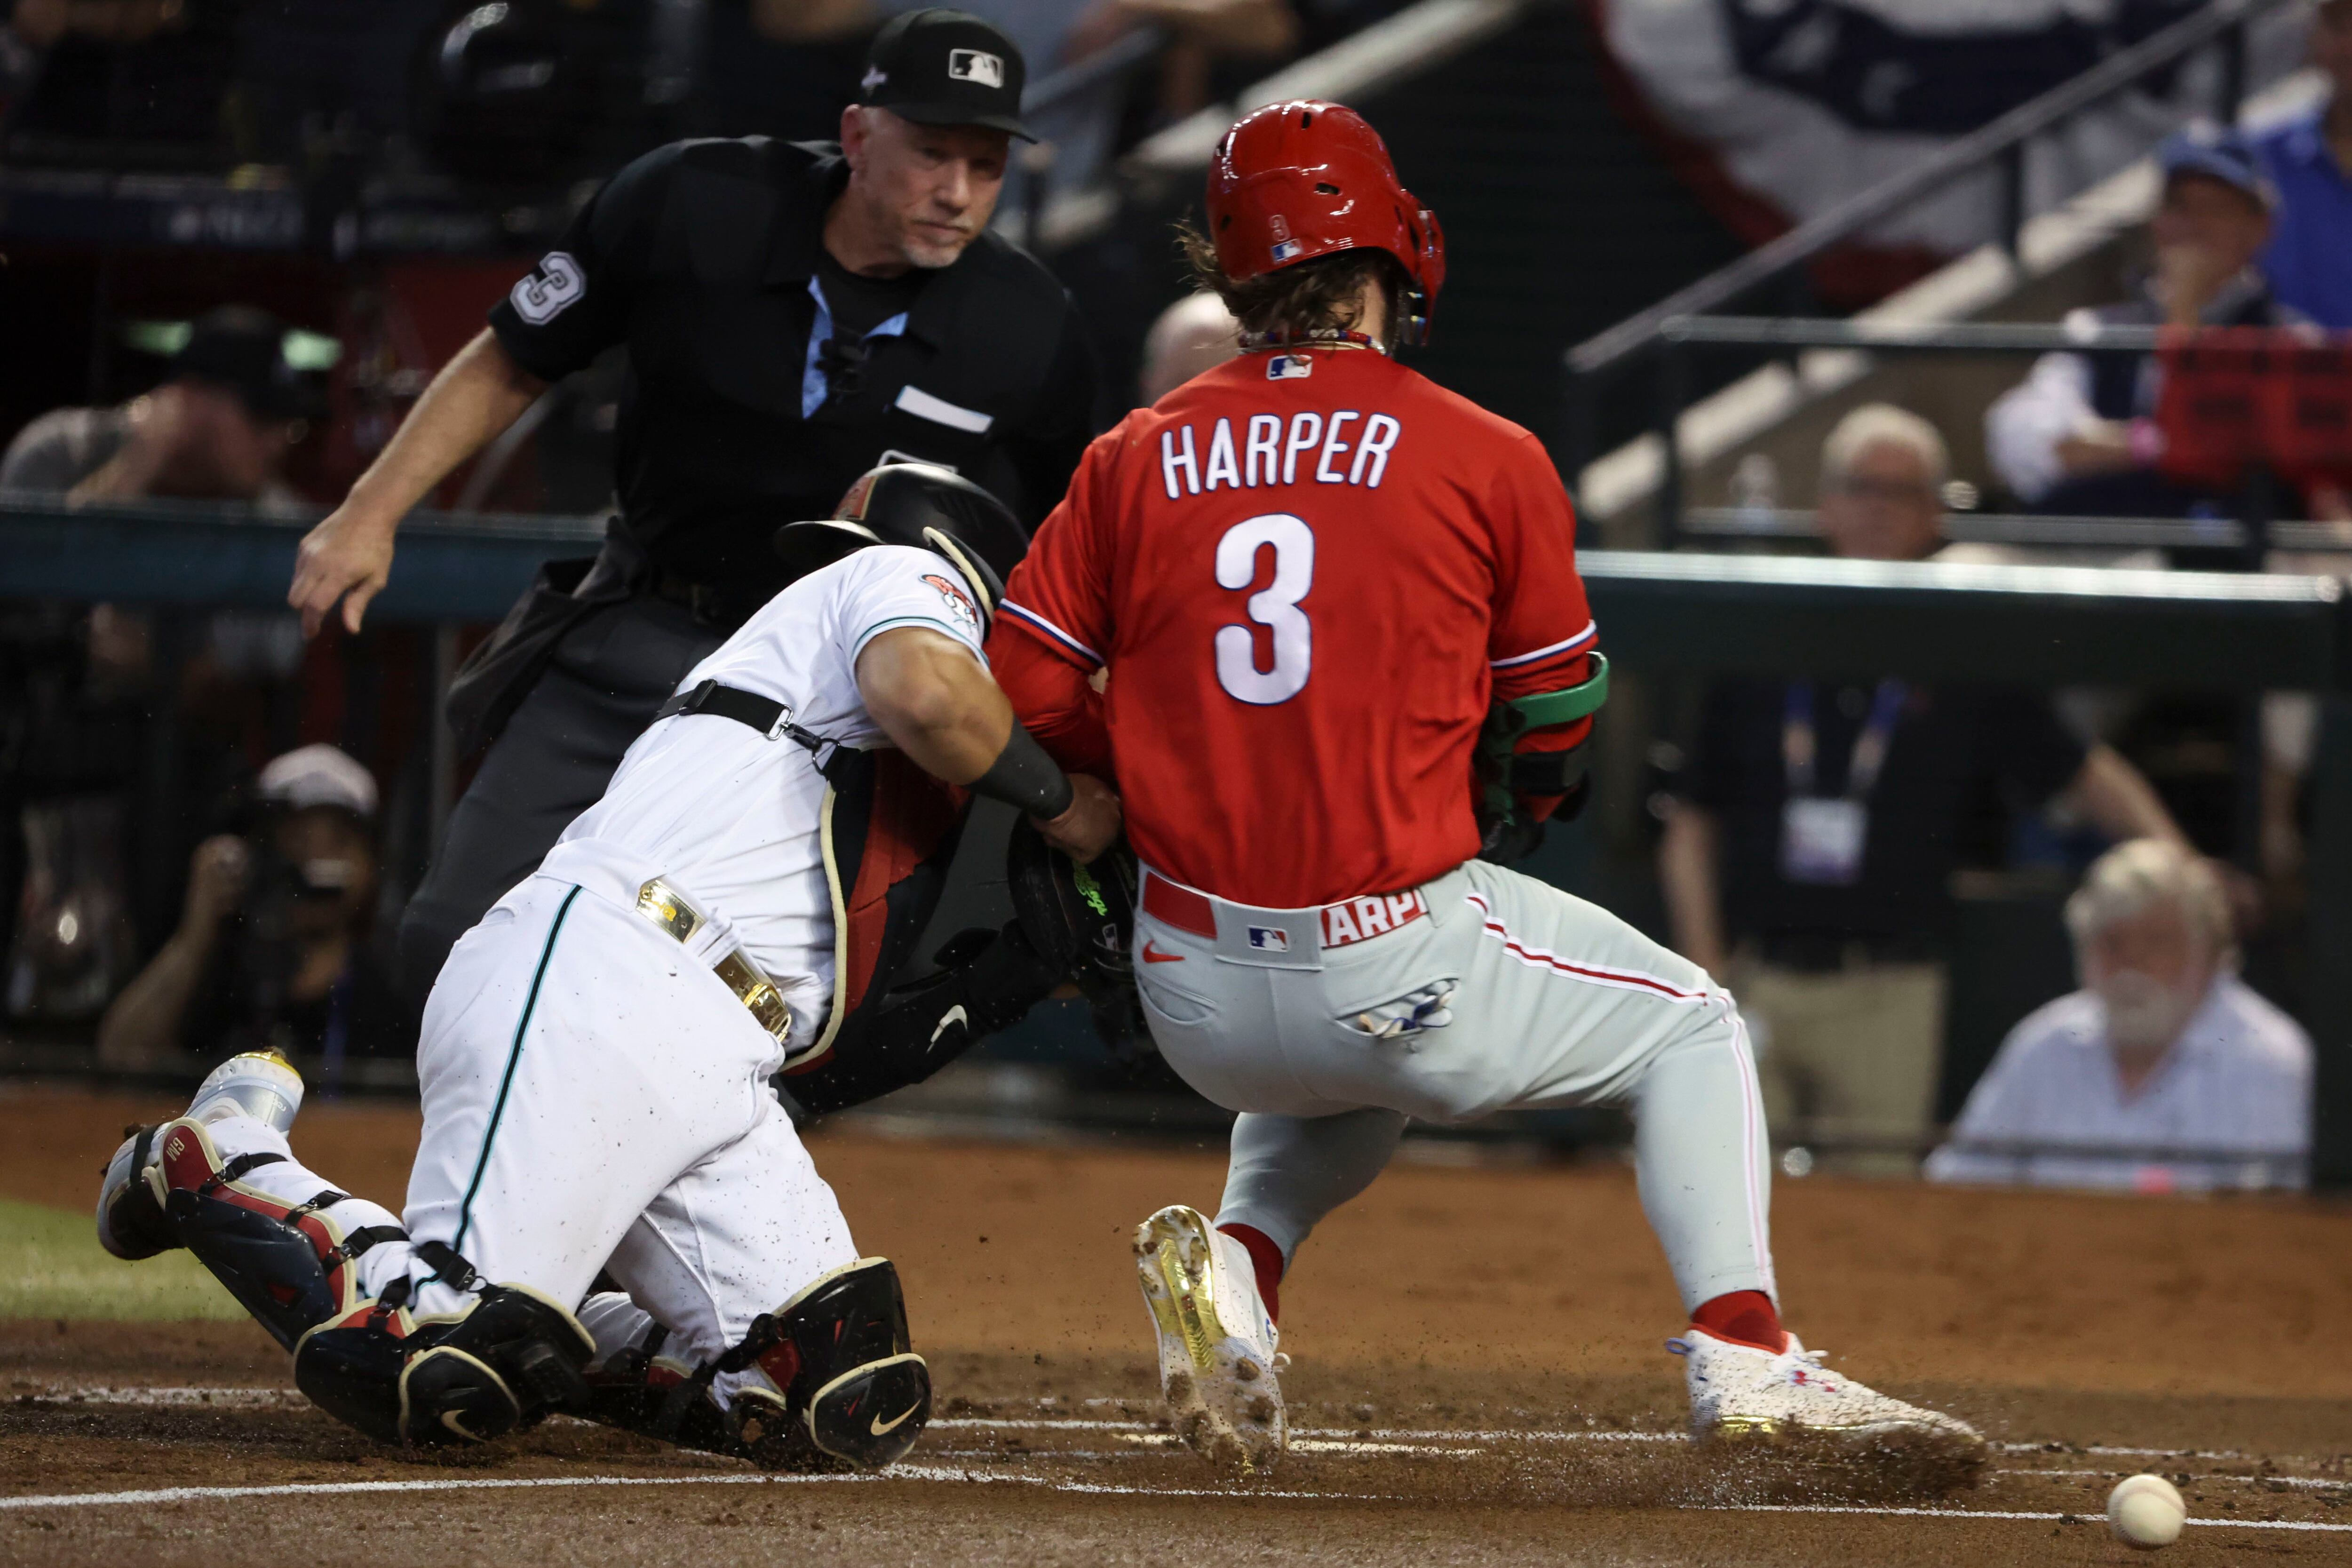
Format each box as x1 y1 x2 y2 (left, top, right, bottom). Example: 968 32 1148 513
773 462 1029 628
1206 100 1446 343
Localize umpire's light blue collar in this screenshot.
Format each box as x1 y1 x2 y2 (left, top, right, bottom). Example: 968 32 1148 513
802 277 911 419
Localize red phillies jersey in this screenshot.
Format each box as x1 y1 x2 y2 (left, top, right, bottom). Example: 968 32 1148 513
994 346 1596 907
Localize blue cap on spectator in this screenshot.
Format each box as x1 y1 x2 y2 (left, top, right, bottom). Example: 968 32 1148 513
2157 126 2275 209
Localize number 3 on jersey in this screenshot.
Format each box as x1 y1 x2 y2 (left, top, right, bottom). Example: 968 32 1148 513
1214 513 1313 705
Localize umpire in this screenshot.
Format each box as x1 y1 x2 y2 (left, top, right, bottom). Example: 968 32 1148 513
284 10 1099 1000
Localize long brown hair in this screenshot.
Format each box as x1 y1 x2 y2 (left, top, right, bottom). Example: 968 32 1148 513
1178 221 1412 343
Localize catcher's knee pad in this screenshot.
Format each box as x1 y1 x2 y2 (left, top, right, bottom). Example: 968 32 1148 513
149 1118 403 1351
727 1258 930 1470
295 1281 595 1448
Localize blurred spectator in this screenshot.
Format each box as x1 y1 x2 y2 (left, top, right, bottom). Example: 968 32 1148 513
1926 839 2310 1191
2253 0 2352 329
1061 0 1297 76
704 0 882 143
3 0 238 157
0 305 310 508
95 743 415 1072
1136 288 1237 404
1985 128 2304 515
238 0 439 170
1058 0 1300 159
1659 404 2189 1174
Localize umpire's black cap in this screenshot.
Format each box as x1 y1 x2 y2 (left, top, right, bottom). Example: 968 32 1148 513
861 9 1034 141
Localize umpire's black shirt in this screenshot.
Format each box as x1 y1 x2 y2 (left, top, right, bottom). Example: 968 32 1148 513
488 135 1097 597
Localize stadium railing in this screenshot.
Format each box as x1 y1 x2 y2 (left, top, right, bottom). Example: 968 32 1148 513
1560 0 2304 498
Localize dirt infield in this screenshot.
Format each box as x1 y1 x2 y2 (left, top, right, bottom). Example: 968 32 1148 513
4 1083 2350 1565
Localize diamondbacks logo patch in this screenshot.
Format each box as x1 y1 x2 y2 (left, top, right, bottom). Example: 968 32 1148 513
922 573 981 636
947 49 1005 87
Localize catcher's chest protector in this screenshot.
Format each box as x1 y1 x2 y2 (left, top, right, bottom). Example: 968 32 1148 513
789 748 970 1074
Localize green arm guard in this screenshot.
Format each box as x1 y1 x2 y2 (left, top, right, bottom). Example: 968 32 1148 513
1474 653 1609 863
1501 653 1609 729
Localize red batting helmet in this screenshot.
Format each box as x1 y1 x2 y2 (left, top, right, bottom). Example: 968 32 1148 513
1206 100 1446 343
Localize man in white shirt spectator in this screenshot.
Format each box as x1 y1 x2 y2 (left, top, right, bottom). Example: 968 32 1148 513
1926 839 2311 1192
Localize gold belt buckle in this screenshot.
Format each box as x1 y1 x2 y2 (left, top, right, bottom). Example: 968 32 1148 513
636 876 703 941
637 877 796 1051
712 950 795 1046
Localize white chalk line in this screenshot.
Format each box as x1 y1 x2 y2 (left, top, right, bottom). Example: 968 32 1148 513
21 1393 2296 1459
18 1387 2347 1524
1715 1504 2352 1534
7 1468 2351 1531
21 1393 2321 1470
2003 1467 2350 1493
13 1386 303 1408
0 1472 872 1511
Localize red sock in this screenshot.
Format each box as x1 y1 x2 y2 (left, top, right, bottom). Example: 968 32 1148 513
1217 1222 1285 1325
1691 1289 1785 1353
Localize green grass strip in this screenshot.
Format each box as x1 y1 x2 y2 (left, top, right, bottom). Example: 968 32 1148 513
0 1197 243 1321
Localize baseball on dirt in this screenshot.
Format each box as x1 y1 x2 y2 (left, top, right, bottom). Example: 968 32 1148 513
2106 1473 2187 1548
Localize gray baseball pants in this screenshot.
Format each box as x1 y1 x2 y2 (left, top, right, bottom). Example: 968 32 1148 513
1133 859 1776 1311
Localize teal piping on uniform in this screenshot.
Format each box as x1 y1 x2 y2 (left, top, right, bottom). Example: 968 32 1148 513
451 884 580 1256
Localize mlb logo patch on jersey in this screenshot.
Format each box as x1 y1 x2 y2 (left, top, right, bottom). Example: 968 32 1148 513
1247 926 1291 952
922 573 982 636
1266 354 1312 380
948 48 1005 87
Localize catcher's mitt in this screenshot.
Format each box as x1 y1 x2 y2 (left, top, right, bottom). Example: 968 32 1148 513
1005 818 1152 1069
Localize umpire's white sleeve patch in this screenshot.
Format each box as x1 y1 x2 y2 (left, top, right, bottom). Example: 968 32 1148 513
509 252 586 326
895 385 994 434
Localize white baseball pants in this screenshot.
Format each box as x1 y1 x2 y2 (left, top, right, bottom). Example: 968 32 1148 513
198 844 858 1392
1133 859 1776 1311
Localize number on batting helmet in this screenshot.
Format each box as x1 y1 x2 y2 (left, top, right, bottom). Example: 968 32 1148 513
1205 100 1446 343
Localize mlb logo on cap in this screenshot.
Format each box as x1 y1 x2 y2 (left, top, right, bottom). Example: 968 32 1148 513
1266 354 1312 380
1270 238 1303 263
948 48 1004 87
1248 926 1291 952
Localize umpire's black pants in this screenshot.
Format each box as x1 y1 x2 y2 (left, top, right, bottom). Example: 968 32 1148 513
395 589 725 1002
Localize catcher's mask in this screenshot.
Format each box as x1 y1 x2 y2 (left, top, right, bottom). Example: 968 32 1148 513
773 462 1029 628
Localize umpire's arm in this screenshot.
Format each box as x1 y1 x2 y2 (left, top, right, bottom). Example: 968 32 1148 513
287 333 547 636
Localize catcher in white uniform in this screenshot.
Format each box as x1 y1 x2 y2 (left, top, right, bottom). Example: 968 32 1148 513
95 464 1119 1467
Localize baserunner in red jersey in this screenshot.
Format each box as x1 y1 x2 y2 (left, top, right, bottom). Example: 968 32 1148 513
988 100 1984 1480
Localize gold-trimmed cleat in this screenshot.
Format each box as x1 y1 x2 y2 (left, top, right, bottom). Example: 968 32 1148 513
1133 1204 1284 1474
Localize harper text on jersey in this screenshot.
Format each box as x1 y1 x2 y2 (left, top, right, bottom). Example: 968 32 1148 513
1160 411 1402 499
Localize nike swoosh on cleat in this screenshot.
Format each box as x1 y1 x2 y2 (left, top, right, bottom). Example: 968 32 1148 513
930 1005 969 1045
1142 942 1185 963
870 1401 923 1437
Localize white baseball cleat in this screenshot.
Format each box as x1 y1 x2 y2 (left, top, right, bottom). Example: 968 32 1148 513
96 1052 305 1261
1672 1325 1986 1473
184 1050 306 1131
1134 1204 1285 1473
